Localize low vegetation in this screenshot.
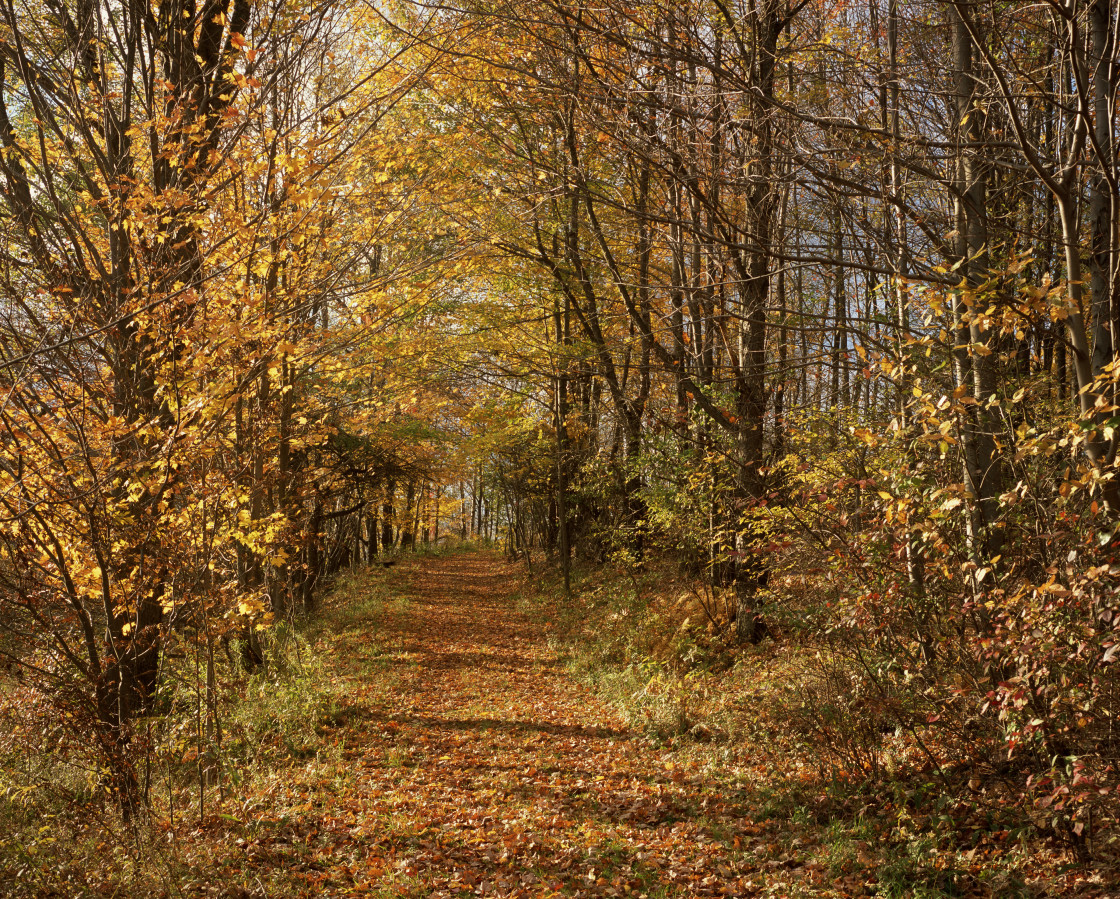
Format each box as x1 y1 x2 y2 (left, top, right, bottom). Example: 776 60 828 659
527 553 1120 896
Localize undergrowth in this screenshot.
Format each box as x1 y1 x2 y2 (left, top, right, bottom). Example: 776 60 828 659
523 554 1120 897
0 572 390 896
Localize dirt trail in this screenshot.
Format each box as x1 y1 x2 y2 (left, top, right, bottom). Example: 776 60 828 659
296 554 771 897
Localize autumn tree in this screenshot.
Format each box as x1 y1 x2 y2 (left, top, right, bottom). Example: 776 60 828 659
0 0 441 808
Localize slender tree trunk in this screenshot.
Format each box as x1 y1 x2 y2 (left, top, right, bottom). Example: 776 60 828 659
382 480 396 554
951 2 1002 555
886 0 924 595
553 289 572 596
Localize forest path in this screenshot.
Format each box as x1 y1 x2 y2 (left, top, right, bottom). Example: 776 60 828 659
292 552 784 898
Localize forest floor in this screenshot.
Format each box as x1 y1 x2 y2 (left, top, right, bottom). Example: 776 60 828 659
170 552 817 898
40 552 1114 897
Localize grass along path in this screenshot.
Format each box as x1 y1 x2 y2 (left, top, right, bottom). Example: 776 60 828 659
237 552 789 898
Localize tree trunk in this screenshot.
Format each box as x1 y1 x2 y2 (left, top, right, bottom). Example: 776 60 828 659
950 2 1002 556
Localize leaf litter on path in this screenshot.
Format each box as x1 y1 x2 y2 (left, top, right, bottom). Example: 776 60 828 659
200 555 814 898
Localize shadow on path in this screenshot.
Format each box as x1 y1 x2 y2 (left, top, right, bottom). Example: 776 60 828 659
308 553 772 898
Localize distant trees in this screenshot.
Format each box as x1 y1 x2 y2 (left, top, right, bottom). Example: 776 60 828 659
432 0 1117 595
425 0 810 636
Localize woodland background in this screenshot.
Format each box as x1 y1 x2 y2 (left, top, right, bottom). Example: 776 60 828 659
0 0 1119 893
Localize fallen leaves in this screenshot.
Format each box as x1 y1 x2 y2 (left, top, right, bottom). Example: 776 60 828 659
179 554 789 897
